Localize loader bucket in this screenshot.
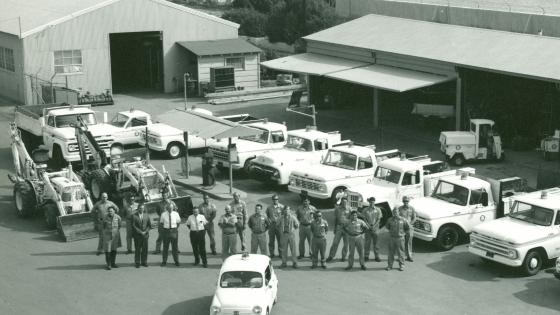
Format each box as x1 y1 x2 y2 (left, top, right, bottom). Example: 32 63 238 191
57 212 97 242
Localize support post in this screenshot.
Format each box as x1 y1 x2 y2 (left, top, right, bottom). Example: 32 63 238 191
183 72 188 110
182 131 189 179
373 88 379 129
228 137 233 195
145 126 150 164
455 75 462 131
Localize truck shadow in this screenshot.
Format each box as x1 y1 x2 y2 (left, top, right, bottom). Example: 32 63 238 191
161 295 212 315
513 275 560 312
0 197 63 241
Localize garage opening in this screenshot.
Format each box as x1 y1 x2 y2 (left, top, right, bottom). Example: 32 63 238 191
109 31 163 93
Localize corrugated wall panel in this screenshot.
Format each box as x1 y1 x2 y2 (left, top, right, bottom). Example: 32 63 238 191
307 41 373 63
0 32 24 103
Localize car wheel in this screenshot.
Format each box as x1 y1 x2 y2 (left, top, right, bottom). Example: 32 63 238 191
166 142 184 159
521 250 542 276
435 226 459 251
43 203 59 230
13 181 36 217
451 154 465 166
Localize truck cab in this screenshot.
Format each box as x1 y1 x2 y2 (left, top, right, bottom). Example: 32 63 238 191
440 119 503 166
249 126 346 185
469 187 560 276
109 109 153 147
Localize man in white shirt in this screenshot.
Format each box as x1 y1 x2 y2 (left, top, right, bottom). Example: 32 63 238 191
187 207 208 267
159 203 182 267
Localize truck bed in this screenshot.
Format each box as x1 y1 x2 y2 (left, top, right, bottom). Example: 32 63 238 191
15 103 70 119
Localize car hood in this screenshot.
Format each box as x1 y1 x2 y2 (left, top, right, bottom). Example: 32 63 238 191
53 124 116 140
145 123 182 137
411 197 466 220
255 149 315 166
215 289 266 308
291 163 353 181
349 182 397 204
473 217 555 245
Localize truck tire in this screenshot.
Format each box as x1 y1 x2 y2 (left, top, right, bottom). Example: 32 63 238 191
89 169 112 202
43 202 59 230
521 250 543 276
435 225 459 251
451 154 465 166
330 187 346 206
166 142 184 159
13 181 36 217
243 158 254 174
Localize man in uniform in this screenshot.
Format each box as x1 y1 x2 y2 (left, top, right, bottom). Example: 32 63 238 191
248 204 270 255
121 194 138 254
229 192 248 251
199 193 217 255
92 192 119 256
186 207 208 267
386 208 410 271
310 211 328 269
296 197 316 259
397 196 417 262
132 203 152 268
344 210 370 270
266 194 284 258
101 206 122 270
154 193 179 254
326 195 351 262
218 205 238 260
279 206 299 269
159 199 181 267
360 197 383 262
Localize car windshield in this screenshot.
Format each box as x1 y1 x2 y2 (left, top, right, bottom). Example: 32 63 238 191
55 113 96 127
509 201 554 226
374 166 401 184
220 271 263 288
431 181 469 206
322 150 357 170
110 113 129 127
239 128 269 144
285 135 313 151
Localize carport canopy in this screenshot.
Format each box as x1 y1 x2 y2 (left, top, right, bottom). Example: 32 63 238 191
260 52 369 76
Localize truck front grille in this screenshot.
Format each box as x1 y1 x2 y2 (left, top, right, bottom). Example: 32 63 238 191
210 147 229 162
348 192 362 209
470 232 511 256
291 175 322 191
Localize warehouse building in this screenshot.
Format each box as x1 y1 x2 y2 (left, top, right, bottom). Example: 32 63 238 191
0 0 261 104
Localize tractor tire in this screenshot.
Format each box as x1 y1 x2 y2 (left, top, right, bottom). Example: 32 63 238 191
435 225 460 251
13 181 36 218
43 203 59 230
89 169 112 202
166 142 184 159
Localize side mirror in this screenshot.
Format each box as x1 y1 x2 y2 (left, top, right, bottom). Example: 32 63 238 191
481 192 489 207
267 284 273 289
39 117 45 127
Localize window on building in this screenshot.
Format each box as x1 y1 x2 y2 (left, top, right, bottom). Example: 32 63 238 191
54 50 83 74
225 56 245 70
0 47 15 72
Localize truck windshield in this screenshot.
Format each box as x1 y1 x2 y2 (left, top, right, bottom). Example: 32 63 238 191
374 166 401 184
509 201 554 226
55 113 96 127
285 135 313 151
432 181 469 206
220 271 263 288
322 150 357 170
110 113 129 127
239 127 269 144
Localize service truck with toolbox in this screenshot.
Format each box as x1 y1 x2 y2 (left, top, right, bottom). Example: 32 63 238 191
410 172 525 250
469 187 560 276
249 126 348 185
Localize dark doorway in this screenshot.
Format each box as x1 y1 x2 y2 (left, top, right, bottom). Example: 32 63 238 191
109 31 163 93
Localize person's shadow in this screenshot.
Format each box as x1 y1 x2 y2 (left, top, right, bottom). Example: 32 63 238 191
162 295 212 315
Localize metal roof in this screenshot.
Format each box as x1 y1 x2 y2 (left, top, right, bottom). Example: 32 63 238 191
0 0 238 38
260 53 369 76
304 14 560 82
177 38 261 56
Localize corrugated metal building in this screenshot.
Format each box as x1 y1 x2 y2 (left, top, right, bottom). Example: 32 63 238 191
0 0 260 104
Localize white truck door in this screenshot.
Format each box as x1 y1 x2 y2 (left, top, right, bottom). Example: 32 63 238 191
270 130 286 149
123 116 148 145
465 188 494 231
354 155 376 182
43 115 56 151
399 170 423 200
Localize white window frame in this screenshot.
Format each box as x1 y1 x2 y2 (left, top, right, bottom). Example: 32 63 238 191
225 56 245 70
0 47 15 72
54 50 83 74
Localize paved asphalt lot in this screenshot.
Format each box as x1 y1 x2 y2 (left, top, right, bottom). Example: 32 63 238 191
1 93 560 315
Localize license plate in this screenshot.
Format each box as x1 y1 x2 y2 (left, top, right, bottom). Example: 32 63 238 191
486 251 494 258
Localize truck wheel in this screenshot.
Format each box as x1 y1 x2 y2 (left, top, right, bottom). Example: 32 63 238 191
166 142 184 159
521 250 542 276
243 158 254 174
451 154 465 166
89 169 112 202
44 203 59 230
13 181 36 217
435 226 459 251
330 187 346 206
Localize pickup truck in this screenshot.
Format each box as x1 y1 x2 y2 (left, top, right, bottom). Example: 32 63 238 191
108 108 154 149
15 103 116 167
209 119 288 173
410 173 524 251
249 126 348 185
287 142 401 205
346 155 473 216
469 187 560 276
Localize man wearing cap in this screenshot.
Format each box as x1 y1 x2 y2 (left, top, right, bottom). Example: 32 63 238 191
360 196 383 262
310 211 328 269
121 194 138 254
279 206 299 269
229 192 248 251
266 194 284 258
296 197 316 259
218 205 238 260
386 208 410 271
248 204 270 255
199 193 218 255
344 210 370 270
397 196 417 262
326 195 351 262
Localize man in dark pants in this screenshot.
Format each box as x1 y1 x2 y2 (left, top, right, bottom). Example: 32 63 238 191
132 203 152 268
159 202 181 267
186 207 208 267
121 194 137 254
310 211 328 269
386 208 410 271
266 194 284 258
360 197 383 262
92 192 119 256
199 193 217 255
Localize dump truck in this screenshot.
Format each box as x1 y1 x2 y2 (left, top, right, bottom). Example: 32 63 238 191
8 123 96 242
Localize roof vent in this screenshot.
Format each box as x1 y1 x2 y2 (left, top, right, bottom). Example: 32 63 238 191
263 118 268 124
241 251 250 260
129 107 135 112
348 141 353 147
460 172 468 180
400 153 407 161
541 190 548 199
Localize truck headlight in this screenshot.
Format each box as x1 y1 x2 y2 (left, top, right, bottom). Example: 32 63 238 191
67 144 79 152
289 177 295 186
272 170 280 178
210 305 221 314
506 249 517 259
252 306 262 314
318 183 327 192
416 221 431 233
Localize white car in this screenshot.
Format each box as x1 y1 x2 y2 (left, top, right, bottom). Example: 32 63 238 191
210 253 278 315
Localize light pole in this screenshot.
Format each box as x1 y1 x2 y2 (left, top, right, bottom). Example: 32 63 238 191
183 72 190 110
